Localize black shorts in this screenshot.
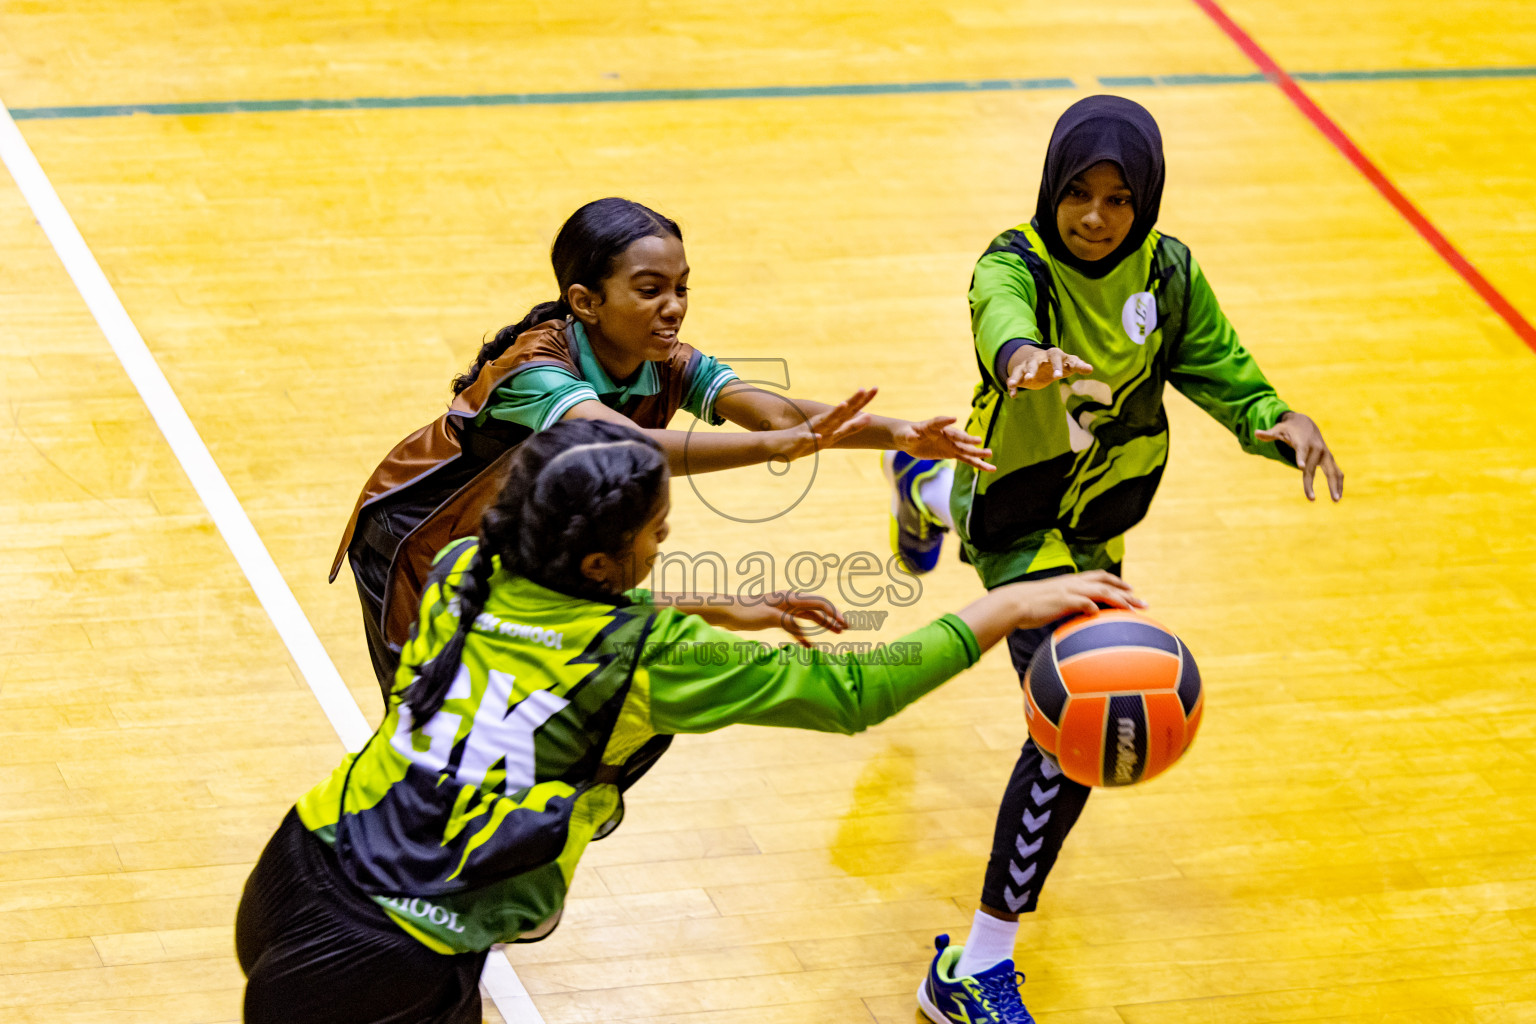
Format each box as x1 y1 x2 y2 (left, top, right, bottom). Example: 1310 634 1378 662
236 809 488 1024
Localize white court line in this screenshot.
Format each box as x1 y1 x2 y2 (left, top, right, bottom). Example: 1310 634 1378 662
0 102 542 1024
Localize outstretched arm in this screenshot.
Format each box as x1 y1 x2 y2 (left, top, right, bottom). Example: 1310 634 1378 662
642 590 848 647
714 383 995 471
561 393 872 475
644 571 1142 736
1171 256 1344 502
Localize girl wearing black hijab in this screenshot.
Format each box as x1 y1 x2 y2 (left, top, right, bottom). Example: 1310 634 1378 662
888 96 1344 1023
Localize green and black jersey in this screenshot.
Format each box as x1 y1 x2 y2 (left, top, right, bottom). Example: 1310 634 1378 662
953 222 1295 587
297 541 980 954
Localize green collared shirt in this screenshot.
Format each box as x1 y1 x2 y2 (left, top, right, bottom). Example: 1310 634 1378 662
475 322 735 432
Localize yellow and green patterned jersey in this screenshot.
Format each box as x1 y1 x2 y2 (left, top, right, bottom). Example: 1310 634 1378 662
953 222 1295 587
297 539 980 954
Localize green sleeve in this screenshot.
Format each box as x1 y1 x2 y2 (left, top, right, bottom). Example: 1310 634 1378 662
970 250 1045 388
680 353 739 426
474 366 600 432
643 612 981 735
1170 256 1295 465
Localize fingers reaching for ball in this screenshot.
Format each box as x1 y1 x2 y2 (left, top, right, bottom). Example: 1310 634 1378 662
959 572 1144 647
1015 571 1145 628
1072 570 1146 611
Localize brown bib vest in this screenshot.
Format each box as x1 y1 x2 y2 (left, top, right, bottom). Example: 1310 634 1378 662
332 319 701 653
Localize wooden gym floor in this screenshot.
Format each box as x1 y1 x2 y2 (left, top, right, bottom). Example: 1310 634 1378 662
2 1 1535 1021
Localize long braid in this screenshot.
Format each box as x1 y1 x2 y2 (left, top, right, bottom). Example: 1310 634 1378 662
400 502 514 721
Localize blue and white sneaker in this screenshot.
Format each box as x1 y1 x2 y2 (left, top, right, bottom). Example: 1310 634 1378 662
917 934 1036 1024
881 451 948 574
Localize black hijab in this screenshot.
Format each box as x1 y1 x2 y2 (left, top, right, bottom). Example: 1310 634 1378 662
1032 95 1165 279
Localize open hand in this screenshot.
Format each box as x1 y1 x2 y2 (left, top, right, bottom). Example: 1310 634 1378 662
1005 345 1094 396
895 416 995 472
772 388 876 462
766 591 846 646
725 591 847 646
1256 411 1344 502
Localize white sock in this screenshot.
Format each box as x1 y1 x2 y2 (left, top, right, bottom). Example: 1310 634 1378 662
916 461 956 532
955 910 1019 978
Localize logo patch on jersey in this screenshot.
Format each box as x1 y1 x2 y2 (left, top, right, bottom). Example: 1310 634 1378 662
1121 291 1157 345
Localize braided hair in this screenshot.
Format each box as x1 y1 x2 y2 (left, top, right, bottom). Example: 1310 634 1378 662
402 419 669 720
452 198 683 395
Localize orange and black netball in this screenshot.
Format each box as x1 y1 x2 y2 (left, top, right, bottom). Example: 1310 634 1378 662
1023 610 1202 787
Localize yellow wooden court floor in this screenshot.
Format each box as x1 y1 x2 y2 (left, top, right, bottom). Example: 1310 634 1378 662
2 1 1535 1021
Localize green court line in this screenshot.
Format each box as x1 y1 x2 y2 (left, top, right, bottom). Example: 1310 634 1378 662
1101 65 1536 87
10 65 1535 121
6 77 1076 121
1098 72 1265 86
1295 65 1536 82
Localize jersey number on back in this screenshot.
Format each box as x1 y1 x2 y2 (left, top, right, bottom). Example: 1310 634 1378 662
390 666 570 791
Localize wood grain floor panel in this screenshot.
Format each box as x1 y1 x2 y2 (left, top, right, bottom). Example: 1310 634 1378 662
3 1 1533 1021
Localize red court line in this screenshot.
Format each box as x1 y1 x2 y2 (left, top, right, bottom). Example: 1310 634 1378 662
1189 0 1536 355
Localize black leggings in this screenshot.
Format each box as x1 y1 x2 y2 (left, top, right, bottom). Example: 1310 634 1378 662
236 809 488 1024
977 564 1119 916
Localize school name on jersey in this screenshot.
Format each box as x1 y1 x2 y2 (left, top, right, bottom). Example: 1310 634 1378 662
379 894 468 933
469 609 565 649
